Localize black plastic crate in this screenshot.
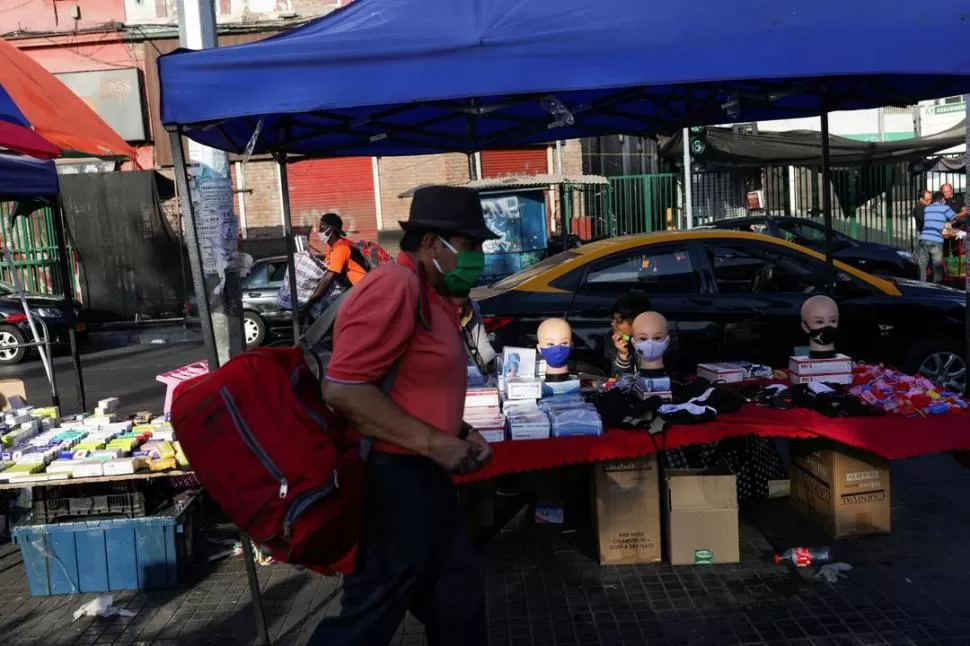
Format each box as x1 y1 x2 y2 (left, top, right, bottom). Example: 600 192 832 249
32 491 146 524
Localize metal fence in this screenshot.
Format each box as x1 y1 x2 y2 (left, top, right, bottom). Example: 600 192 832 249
0 202 71 296
690 156 967 252
559 173 681 240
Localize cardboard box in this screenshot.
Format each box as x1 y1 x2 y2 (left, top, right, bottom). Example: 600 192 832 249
664 464 740 565
0 378 26 410
789 354 853 376
592 457 662 565
789 442 891 538
696 363 746 383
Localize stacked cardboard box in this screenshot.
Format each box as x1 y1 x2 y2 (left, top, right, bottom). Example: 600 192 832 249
789 441 891 538
664 464 740 565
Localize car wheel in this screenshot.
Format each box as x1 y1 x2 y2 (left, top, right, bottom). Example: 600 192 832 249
0 325 27 366
905 338 967 394
243 312 267 348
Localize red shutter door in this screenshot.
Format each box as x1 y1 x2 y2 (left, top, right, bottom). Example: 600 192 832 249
287 157 377 247
480 148 549 178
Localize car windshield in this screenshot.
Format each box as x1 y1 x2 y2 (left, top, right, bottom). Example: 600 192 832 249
490 250 581 290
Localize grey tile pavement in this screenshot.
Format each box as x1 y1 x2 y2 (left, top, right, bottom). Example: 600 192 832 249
1 455 969 645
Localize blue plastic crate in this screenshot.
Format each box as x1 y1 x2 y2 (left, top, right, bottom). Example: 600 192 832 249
12 493 198 597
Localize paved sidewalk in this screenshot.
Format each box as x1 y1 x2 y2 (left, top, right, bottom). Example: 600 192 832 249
1 455 970 646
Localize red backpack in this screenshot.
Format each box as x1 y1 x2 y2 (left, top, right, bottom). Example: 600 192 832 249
171 285 422 575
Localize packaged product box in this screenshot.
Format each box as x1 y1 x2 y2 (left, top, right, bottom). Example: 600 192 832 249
789 354 853 376
592 456 662 565
789 441 891 538
696 363 746 384
664 462 740 565
789 371 853 386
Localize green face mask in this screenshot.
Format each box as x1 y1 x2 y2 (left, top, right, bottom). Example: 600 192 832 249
434 237 484 296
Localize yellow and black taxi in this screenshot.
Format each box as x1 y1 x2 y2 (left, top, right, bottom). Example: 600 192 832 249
473 230 966 392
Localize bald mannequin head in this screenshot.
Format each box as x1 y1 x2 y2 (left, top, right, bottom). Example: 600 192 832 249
537 317 573 375
801 295 839 353
632 311 670 370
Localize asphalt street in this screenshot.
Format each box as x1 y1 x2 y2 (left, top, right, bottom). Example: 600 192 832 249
0 342 206 416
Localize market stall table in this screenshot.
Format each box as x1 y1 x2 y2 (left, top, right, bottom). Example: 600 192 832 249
0 469 196 491
456 404 970 483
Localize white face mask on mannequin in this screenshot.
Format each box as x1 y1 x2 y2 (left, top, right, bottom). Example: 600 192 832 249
634 336 670 362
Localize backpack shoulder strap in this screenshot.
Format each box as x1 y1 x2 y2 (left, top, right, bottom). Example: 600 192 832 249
298 289 351 350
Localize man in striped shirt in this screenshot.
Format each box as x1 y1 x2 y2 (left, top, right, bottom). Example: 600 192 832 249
918 191 966 283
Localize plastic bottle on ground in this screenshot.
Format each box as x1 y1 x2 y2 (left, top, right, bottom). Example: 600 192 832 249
773 547 831 567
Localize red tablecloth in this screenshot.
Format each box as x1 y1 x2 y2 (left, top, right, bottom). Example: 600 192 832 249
456 405 970 483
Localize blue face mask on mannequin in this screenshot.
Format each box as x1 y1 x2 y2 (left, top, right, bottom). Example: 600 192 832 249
539 344 572 369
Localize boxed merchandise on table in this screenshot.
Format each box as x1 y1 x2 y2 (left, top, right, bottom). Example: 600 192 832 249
505 401 550 440
664 463 740 565
540 395 603 438
789 354 853 385
464 387 506 443
592 457 662 565
697 362 774 384
789 441 890 538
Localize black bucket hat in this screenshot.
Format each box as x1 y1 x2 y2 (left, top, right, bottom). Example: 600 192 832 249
399 185 499 241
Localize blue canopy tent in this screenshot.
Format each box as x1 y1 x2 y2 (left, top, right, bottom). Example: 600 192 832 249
159 3 970 640
158 0 970 373
0 152 87 412
0 152 58 200
159 0 970 157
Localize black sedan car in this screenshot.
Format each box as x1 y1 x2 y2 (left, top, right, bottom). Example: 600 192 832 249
699 215 919 279
473 230 966 393
0 286 86 366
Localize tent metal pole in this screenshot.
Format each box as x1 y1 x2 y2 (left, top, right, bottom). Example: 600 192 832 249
171 127 272 646
52 197 86 412
820 110 835 291
277 154 301 342
682 127 693 229
964 93 969 394
168 127 220 371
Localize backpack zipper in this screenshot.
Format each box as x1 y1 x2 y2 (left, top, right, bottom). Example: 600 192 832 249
220 387 289 499
282 471 338 540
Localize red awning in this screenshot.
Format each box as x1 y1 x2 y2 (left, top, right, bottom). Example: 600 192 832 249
0 38 138 162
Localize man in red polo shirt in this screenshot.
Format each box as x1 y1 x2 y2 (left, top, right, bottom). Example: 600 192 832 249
309 186 498 646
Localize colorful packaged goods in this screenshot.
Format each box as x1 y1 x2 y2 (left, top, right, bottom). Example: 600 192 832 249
849 364 968 416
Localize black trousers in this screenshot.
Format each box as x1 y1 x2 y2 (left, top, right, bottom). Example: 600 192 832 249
307 451 487 646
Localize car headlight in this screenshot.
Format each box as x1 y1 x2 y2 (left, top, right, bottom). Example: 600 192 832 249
896 250 914 260
34 308 63 318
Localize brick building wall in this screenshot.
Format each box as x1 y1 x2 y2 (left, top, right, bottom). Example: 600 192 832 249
234 160 283 238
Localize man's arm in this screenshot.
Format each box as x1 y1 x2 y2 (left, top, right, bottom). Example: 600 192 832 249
305 271 338 308
325 381 476 471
